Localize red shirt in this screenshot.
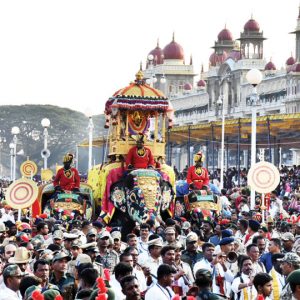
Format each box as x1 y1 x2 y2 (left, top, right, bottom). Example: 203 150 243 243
186 166 210 189
53 167 80 191
125 146 155 169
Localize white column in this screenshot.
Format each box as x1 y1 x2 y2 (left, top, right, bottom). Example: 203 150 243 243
88 117 94 171
220 107 225 189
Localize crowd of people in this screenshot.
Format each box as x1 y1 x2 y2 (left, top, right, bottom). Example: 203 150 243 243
0 148 300 300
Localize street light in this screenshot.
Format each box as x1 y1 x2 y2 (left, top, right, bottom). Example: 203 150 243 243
85 109 94 171
246 68 263 209
41 118 50 170
11 126 20 181
0 136 6 175
9 143 14 180
146 54 166 87
217 96 225 190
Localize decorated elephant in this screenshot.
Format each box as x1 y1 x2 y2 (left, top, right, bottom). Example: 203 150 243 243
37 183 95 221
109 169 175 225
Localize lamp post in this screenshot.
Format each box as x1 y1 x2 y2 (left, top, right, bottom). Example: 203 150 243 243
146 54 166 87
9 143 14 180
11 126 20 181
217 96 225 190
246 68 263 209
0 136 6 175
85 109 94 171
41 118 50 170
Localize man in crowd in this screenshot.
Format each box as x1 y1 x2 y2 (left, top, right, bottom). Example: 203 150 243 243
260 238 282 273
253 273 273 300
137 224 150 255
246 243 265 274
121 275 141 300
282 232 295 253
181 232 202 268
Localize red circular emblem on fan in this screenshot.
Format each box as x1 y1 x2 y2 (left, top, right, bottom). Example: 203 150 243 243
248 161 280 194
6 178 38 209
20 160 38 177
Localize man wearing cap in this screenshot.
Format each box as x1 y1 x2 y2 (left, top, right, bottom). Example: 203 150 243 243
181 232 202 269
186 151 209 190
67 239 83 274
164 227 176 246
96 230 119 271
0 264 23 300
80 242 103 276
286 269 300 300
125 135 155 170
139 236 163 277
8 247 32 274
53 153 80 192
49 251 76 298
282 232 295 253
86 227 97 243
51 229 64 247
293 222 300 252
279 253 300 300
111 230 127 254
63 232 79 255
145 264 176 300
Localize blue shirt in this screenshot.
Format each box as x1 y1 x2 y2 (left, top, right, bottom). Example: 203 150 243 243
260 252 273 273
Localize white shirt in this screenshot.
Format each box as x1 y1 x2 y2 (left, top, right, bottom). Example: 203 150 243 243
109 275 125 300
137 237 148 255
139 255 162 277
145 283 174 300
193 258 233 297
133 266 147 291
231 273 257 300
0 283 22 300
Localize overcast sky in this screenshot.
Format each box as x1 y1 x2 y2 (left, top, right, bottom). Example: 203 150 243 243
0 0 298 115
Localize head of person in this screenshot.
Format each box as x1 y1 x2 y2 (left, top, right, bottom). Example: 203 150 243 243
186 233 198 252
253 236 266 255
114 262 133 283
36 222 49 236
97 231 111 248
4 243 16 261
147 236 163 259
219 237 234 255
111 230 122 252
164 227 176 243
19 275 42 298
78 268 99 290
202 220 213 234
271 253 285 274
238 219 248 232
126 233 138 247
202 242 215 262
136 137 144 150
70 240 82 259
121 275 141 300
246 244 260 262
33 259 50 283
124 247 139 266
120 252 133 267
195 269 212 289
253 273 273 297
3 264 23 292
279 253 300 276
140 224 150 240
282 232 295 252
157 264 176 286
63 153 74 169
52 252 71 274
268 238 281 254
240 256 253 276
248 219 260 234
86 228 97 243
82 243 99 262
287 269 300 298
161 245 176 265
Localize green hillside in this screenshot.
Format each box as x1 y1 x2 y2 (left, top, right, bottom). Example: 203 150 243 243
0 105 106 177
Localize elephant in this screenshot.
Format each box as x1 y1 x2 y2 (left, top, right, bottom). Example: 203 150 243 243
109 169 175 228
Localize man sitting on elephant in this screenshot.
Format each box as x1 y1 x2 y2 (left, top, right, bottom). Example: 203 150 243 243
53 153 80 192
186 151 210 190
125 134 155 170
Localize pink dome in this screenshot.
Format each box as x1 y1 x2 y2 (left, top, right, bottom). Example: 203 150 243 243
218 28 233 41
244 19 260 32
197 79 206 88
148 45 164 65
183 83 193 90
163 35 184 60
209 51 227 66
265 61 276 71
291 63 300 73
286 56 296 66
228 49 241 61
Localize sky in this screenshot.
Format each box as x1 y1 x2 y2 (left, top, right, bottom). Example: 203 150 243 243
0 0 298 115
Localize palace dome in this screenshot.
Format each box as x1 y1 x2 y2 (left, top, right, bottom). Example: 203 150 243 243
286 56 296 66
163 34 184 60
197 79 206 88
183 83 193 90
218 28 233 41
209 51 227 66
244 18 260 32
265 61 276 71
148 42 164 65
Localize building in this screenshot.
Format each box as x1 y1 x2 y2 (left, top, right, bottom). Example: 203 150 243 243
142 6 300 170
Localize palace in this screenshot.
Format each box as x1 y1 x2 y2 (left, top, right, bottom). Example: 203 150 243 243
142 6 300 170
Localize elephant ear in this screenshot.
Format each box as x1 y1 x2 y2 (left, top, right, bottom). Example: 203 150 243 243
110 185 127 209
